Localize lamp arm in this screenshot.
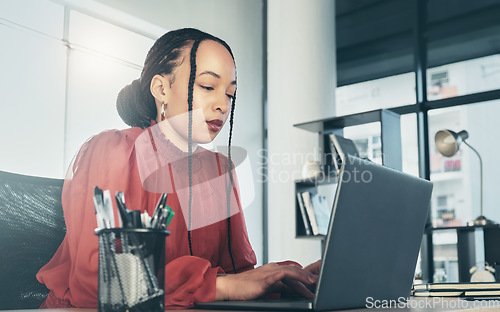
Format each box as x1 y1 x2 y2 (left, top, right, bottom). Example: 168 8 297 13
463 141 483 217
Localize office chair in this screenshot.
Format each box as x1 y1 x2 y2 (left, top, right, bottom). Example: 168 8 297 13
0 170 66 309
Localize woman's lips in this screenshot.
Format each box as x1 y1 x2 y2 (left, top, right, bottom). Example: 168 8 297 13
206 119 223 132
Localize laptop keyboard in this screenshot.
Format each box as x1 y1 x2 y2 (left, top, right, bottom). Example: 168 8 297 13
242 298 313 304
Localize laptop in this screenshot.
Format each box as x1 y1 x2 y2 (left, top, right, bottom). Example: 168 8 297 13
196 155 433 311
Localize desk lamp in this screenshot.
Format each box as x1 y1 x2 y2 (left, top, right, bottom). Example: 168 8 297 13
435 129 495 226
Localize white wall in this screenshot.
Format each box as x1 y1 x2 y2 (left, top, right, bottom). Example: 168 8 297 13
267 0 336 264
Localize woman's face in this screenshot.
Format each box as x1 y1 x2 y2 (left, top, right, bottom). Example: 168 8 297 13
162 39 236 144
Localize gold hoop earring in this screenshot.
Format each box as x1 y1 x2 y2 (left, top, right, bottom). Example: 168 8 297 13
161 103 167 121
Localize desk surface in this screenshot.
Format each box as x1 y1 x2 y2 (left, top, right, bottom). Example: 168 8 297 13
6 298 500 312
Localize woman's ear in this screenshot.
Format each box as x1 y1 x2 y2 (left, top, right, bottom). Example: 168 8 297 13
150 74 171 103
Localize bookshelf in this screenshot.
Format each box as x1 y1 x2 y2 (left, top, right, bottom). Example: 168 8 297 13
295 175 338 238
293 109 402 239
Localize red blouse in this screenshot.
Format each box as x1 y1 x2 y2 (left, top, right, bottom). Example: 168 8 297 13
36 126 257 309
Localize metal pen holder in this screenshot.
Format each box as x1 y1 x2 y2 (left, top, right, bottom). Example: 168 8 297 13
95 228 169 312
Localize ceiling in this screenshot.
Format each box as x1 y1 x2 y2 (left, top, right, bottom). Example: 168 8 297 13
336 0 500 86
53 0 500 87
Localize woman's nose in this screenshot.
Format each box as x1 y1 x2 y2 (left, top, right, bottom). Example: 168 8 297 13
213 94 229 114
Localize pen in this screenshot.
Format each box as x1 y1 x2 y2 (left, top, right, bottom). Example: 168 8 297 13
164 205 174 228
141 212 151 228
101 190 115 228
157 205 174 229
93 187 105 229
151 193 167 228
157 192 168 210
115 191 132 228
128 210 142 228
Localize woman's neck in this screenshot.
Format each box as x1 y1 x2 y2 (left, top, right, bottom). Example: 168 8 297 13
158 119 198 153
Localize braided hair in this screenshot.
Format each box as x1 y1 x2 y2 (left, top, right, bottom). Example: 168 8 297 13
117 28 238 273
186 39 200 257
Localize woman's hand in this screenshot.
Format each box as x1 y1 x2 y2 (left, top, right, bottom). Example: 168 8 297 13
280 259 322 298
304 259 321 275
301 259 321 294
215 263 318 301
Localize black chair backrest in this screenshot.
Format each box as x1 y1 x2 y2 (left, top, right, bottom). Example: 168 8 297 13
0 170 66 309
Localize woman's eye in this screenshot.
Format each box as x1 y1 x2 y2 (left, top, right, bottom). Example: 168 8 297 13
226 94 235 100
200 85 214 91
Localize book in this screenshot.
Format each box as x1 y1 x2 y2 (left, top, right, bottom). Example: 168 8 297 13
301 192 319 236
311 193 331 235
466 290 500 296
412 291 464 297
329 134 359 171
413 282 500 291
412 290 500 297
412 282 500 298
296 192 312 235
328 135 341 173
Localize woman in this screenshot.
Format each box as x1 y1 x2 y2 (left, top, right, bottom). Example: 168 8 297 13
37 28 319 309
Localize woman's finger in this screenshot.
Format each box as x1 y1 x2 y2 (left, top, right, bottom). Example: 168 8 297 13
304 259 322 275
264 269 285 286
282 278 315 299
280 265 317 286
304 274 318 293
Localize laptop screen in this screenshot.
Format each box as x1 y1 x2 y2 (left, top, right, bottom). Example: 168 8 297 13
315 155 432 311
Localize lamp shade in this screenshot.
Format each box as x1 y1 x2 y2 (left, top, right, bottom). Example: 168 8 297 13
434 129 495 226
435 129 469 157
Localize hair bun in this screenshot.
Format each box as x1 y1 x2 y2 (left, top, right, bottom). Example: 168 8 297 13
116 79 151 128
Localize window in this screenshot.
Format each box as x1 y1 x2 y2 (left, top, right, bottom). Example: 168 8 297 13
64 12 152 169
336 72 416 115
0 2 66 178
336 78 419 177
428 102 500 227
64 49 141 168
336 0 500 283
0 1 155 178
427 55 500 100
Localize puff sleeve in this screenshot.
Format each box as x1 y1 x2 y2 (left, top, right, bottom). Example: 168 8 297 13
37 128 257 308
